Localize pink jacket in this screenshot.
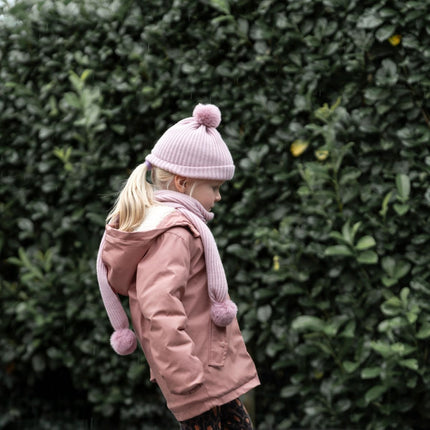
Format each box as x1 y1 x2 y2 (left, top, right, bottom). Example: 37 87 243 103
102 210 260 421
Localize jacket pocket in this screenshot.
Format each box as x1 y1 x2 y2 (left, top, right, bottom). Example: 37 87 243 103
208 323 227 367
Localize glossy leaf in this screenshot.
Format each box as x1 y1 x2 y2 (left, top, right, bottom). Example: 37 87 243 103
357 251 378 264
355 235 376 251
396 174 411 202
365 385 388 404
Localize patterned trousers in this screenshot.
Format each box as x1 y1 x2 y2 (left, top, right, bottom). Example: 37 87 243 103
180 398 253 430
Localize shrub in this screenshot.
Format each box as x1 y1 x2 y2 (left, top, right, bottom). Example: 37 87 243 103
1 0 429 429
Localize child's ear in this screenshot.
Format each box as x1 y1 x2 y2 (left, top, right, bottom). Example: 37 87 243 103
173 175 188 193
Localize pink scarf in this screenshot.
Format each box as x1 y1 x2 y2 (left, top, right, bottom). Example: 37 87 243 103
97 231 137 355
97 190 237 356
155 190 237 327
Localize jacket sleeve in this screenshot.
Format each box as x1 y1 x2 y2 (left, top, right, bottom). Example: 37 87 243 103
135 228 204 395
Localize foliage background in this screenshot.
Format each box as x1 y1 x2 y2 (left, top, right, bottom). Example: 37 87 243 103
1 0 430 429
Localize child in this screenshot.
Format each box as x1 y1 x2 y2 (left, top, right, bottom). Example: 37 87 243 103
96 104 260 429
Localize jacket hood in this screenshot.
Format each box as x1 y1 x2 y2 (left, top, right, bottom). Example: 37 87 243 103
102 211 199 296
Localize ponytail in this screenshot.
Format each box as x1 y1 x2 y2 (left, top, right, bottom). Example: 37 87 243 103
107 163 155 232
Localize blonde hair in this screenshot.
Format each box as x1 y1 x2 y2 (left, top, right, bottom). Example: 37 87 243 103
107 164 176 232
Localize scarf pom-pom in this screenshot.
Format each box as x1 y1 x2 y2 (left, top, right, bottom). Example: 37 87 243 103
110 328 137 355
211 299 237 327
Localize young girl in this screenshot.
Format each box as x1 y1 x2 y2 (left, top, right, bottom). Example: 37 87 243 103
96 104 260 428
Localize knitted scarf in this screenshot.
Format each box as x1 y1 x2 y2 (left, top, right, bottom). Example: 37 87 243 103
96 190 237 356
97 231 137 355
155 190 237 327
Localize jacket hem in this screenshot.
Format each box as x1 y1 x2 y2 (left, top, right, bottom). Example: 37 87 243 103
170 374 260 422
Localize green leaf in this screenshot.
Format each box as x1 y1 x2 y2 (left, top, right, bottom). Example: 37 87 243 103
400 287 410 304
325 245 353 257
7 257 22 266
361 367 381 379
371 341 393 358
340 222 351 244
63 92 80 109
291 315 326 332
406 311 418 324
411 280 430 296
375 24 396 42
381 296 402 316
358 14 383 29
390 342 416 357
351 222 362 243
18 248 44 279
340 320 356 338
417 323 430 339
375 59 398 86
355 235 376 251
341 221 361 245
329 231 348 244
257 305 272 323
395 261 411 280
280 385 300 398
312 341 333 355
393 203 410 216
399 359 418 371
378 316 408 332
32 354 46 373
396 173 411 202
364 87 389 102
86 106 101 127
357 251 378 264
343 360 360 373
208 0 230 14
365 385 387 404
322 322 338 337
111 124 126 135
381 276 397 287
381 256 396 277
17 218 34 233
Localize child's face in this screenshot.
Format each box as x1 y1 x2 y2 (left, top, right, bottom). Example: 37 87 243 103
190 180 224 212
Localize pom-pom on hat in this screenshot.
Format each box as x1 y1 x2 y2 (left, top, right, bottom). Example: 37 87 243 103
145 104 235 180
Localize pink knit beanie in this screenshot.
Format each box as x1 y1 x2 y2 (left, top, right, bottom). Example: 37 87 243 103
145 104 235 180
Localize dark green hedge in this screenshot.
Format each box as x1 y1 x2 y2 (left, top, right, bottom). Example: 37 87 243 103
1 0 429 429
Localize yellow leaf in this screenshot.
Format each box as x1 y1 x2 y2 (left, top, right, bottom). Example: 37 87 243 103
315 149 329 161
81 70 92 82
314 371 324 380
273 255 280 271
388 34 401 46
290 140 309 157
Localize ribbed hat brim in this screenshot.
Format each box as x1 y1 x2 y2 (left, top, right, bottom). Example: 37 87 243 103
146 153 235 180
